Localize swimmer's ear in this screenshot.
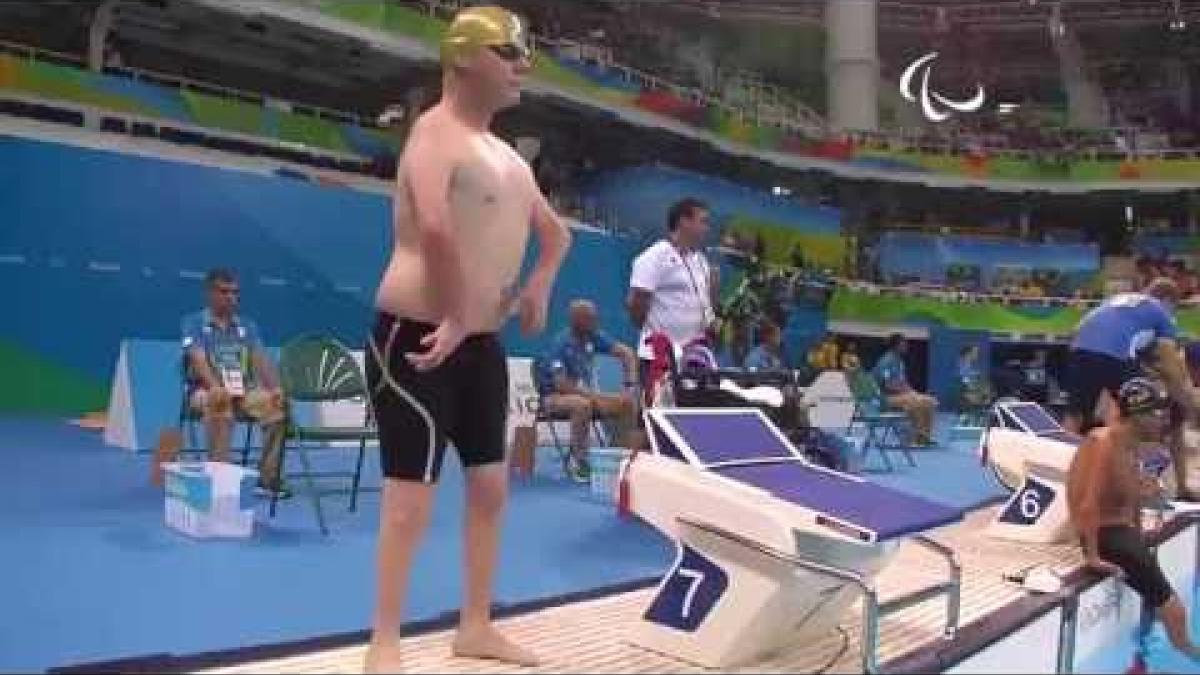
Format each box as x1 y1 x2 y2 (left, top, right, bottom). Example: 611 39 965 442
447 52 470 71
441 37 477 71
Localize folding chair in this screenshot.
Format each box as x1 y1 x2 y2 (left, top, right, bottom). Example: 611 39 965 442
845 369 916 472
274 333 377 535
955 378 995 429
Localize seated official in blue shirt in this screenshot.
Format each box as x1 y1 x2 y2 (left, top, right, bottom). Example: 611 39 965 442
958 344 993 408
1021 349 1052 404
744 320 786 371
872 333 938 446
182 268 288 496
533 299 638 481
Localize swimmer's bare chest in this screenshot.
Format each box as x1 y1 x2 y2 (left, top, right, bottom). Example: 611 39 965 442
375 129 535 332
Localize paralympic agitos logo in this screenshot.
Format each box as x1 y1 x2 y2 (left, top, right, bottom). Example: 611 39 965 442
899 52 988 123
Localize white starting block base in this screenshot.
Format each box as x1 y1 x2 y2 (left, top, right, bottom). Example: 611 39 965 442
627 453 895 668
981 402 1079 493
626 408 962 672
986 463 1075 545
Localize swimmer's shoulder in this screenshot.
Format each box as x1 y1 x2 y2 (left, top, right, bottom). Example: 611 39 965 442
486 132 531 166
402 106 468 157
1081 427 1122 462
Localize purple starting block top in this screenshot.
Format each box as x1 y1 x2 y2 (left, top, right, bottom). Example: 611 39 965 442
999 403 1080 445
1006 402 1062 434
655 410 963 541
662 412 798 465
714 462 964 542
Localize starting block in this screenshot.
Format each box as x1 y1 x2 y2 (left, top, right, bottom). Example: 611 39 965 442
986 461 1075 544
981 401 1080 492
624 408 965 672
980 402 1080 544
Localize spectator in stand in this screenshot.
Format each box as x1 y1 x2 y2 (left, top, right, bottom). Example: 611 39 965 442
1183 271 1200 303
807 334 840 372
839 340 861 372
718 319 752 369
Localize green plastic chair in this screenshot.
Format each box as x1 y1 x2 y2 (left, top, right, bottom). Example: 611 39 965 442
275 333 377 535
955 377 996 429
845 368 915 472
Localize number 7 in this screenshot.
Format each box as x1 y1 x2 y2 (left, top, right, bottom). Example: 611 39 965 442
679 568 705 619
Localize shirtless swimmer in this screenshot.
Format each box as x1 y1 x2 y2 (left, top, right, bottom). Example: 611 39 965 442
363 6 571 671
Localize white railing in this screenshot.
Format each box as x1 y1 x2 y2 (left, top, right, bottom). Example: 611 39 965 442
836 278 1105 309
843 125 1200 161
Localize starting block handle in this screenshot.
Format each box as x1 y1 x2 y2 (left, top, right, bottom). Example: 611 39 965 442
678 517 964 674
677 516 871 590
677 517 882 672
914 536 962 637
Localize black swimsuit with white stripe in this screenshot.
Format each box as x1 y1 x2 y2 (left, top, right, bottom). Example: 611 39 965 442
366 312 509 482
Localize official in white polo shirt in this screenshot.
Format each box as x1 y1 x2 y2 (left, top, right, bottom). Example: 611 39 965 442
627 198 719 390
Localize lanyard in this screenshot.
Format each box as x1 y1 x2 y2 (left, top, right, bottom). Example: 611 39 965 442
673 243 705 300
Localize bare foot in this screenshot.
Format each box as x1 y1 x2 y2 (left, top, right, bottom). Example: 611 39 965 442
453 624 540 667
362 640 404 674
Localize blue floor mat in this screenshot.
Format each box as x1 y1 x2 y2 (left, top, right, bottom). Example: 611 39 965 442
853 420 1008 511
0 418 670 672
3 414 1189 673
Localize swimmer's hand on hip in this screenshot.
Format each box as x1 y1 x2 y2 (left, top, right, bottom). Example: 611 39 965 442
406 317 467 372
517 279 551 337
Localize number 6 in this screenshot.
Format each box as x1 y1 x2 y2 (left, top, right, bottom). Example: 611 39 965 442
1020 489 1042 519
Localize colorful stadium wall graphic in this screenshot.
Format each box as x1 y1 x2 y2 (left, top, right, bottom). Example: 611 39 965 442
583 165 846 270
830 288 1200 338
0 137 638 414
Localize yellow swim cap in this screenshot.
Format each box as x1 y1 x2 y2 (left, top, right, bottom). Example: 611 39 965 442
441 6 531 67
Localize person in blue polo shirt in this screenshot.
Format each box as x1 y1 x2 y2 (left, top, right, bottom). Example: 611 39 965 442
182 268 287 495
1065 278 1195 433
744 320 786 371
872 333 937 446
534 299 639 481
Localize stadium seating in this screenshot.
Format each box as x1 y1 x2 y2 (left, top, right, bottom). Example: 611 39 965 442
0 53 398 161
